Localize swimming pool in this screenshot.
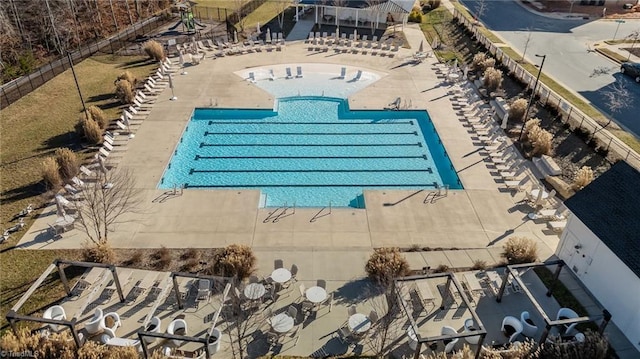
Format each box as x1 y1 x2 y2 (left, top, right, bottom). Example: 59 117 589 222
159 97 462 207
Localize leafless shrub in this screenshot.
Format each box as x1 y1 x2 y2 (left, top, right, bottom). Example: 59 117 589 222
54 148 79 182
181 248 200 260
502 237 538 264
433 263 450 273
509 98 528 123
143 40 165 62
479 339 540 358
124 250 144 267
82 240 116 264
87 105 109 129
365 248 410 286
212 244 256 280
41 157 62 189
152 246 172 270
483 67 503 92
572 166 594 191
471 259 487 270
115 79 134 104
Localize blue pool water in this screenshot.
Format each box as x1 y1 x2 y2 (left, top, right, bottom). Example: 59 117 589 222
159 97 462 207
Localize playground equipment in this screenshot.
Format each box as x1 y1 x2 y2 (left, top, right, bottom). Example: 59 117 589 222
174 1 206 33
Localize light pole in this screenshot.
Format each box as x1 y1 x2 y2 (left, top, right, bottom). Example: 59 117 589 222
518 54 546 142
67 52 86 114
613 20 625 41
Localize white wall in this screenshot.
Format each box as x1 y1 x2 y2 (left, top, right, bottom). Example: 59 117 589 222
557 216 640 351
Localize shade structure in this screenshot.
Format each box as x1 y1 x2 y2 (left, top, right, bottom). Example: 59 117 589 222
419 40 424 53
266 28 272 43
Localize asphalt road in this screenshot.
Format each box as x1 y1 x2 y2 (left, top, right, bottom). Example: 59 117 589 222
460 0 640 138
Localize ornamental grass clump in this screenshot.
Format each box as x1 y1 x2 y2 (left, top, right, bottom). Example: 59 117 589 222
528 124 553 156
115 79 135 104
213 244 257 280
365 247 410 286
77 113 102 144
483 67 503 93
572 166 594 191
115 70 137 88
87 105 109 129
143 40 165 62
82 240 115 264
540 330 608 359
41 156 62 189
509 98 529 124
55 147 79 183
502 237 538 264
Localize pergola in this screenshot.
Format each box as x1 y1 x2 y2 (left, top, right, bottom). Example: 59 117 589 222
395 272 488 359
5 259 234 359
495 260 612 344
294 0 411 31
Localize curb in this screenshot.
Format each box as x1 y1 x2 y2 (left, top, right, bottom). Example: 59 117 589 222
594 47 624 64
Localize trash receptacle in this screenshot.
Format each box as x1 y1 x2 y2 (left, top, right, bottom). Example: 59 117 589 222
208 329 221 354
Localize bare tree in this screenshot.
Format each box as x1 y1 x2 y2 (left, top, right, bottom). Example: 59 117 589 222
521 27 533 62
72 167 144 244
234 0 248 34
365 282 405 357
590 83 633 139
221 282 262 359
474 0 487 24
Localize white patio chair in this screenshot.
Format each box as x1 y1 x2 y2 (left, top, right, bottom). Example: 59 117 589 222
197 279 211 302
521 311 538 338
102 312 121 332
43 305 66 332
167 319 188 346
441 325 459 353
85 308 104 334
501 316 523 343
143 316 161 343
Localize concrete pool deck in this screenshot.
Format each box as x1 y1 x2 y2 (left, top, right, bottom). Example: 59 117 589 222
18 24 559 259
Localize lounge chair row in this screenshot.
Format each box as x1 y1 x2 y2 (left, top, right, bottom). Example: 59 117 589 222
307 33 400 56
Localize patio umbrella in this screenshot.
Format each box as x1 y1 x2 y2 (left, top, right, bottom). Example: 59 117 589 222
178 52 188 75
97 155 108 174
463 65 469 79
191 37 197 52
534 186 544 206
234 30 238 44
418 40 424 53
266 28 271 43
55 198 66 217
353 29 357 40
168 73 177 101
500 112 509 129
257 22 260 34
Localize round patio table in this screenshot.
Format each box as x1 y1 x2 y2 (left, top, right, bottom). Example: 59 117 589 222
271 268 292 283
305 286 327 303
348 313 371 334
243 283 265 300
271 313 294 333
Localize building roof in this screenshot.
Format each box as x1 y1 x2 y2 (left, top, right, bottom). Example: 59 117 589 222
564 161 640 278
298 0 415 13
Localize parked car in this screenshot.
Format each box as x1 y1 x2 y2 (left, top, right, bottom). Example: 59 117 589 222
620 62 640 83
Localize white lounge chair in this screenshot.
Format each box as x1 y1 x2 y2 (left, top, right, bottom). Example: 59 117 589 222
339 67 346 79
296 66 303 78
504 178 527 192
197 279 210 302
269 69 275 81
353 70 362 82
248 72 256 83
285 67 293 79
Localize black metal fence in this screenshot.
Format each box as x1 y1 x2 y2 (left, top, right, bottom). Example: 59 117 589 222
1 15 170 109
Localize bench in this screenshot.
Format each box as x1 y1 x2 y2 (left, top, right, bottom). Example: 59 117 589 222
533 155 562 178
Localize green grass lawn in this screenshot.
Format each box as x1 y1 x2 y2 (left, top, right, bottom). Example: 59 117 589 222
0 54 157 331
450 1 502 43
420 7 464 63
238 0 288 33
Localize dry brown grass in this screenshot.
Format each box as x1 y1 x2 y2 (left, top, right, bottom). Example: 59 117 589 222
211 244 256 280
502 237 538 264
509 98 528 123
54 148 79 182
472 52 487 72
572 166 594 191
87 105 109 129
115 79 135 104
483 67 503 92
523 118 541 141
153 246 173 270
41 156 62 190
365 247 410 286
143 40 165 62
